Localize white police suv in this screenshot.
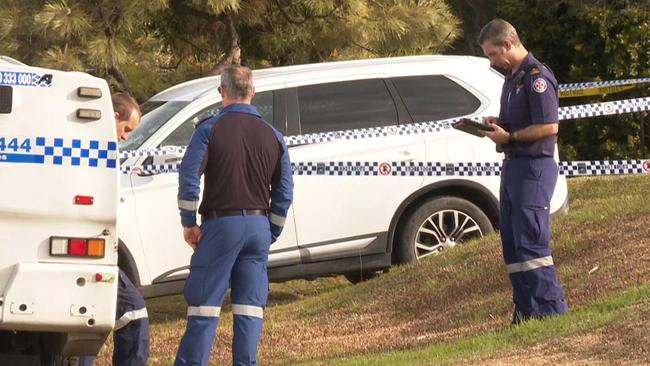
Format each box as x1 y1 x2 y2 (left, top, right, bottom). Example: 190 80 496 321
118 55 569 295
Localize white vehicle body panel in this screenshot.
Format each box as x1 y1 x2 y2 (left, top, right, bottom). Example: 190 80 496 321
0 61 118 354
118 55 569 294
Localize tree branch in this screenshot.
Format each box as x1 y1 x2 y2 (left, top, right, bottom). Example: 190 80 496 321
272 0 308 26
349 39 380 56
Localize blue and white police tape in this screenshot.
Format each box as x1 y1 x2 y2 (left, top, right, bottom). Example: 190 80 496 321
118 96 650 161
557 96 650 119
121 159 650 177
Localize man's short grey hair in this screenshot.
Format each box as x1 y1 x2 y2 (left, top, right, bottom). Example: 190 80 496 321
478 18 521 46
220 65 254 100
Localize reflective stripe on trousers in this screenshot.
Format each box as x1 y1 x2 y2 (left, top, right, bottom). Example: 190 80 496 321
506 255 554 274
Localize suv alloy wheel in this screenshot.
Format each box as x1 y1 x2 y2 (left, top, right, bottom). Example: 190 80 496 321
396 196 494 263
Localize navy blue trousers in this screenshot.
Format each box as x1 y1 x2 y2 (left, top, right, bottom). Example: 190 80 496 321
79 269 149 366
174 214 270 366
500 157 567 318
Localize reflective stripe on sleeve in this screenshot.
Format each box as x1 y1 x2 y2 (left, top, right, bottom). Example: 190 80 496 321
178 199 199 211
231 304 264 319
114 307 148 331
187 306 221 318
268 212 286 227
506 256 555 274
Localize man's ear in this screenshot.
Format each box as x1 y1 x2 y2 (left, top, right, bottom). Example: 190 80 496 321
114 111 120 122
503 39 512 51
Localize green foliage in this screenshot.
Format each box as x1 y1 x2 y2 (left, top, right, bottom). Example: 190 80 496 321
241 0 460 66
496 1 650 160
0 0 170 99
0 0 459 100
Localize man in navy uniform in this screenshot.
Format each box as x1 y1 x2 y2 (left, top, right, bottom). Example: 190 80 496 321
478 19 568 323
76 93 149 366
174 65 293 365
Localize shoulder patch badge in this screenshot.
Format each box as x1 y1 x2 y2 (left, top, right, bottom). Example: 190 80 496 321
533 78 547 93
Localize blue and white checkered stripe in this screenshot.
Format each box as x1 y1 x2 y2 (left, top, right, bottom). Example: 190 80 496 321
559 78 650 92
284 120 454 146
121 159 650 177
36 137 118 168
121 163 179 175
119 96 650 161
291 161 379 176
392 162 502 177
120 145 188 159
558 97 650 120
559 160 647 176
0 137 117 169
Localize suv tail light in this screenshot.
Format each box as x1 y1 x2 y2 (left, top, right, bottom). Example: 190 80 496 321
50 237 105 258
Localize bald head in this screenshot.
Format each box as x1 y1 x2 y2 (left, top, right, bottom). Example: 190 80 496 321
478 18 521 47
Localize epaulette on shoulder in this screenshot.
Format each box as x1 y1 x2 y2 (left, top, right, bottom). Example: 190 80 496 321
194 114 216 128
529 66 541 75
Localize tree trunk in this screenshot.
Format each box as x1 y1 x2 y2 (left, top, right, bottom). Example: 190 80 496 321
108 65 130 91
209 11 241 75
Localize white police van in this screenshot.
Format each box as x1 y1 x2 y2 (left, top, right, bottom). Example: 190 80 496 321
119 55 569 295
0 56 119 364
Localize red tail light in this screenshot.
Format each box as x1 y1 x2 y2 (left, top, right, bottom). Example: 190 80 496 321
68 239 87 255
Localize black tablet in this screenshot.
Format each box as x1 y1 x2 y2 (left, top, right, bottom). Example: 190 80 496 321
451 118 494 137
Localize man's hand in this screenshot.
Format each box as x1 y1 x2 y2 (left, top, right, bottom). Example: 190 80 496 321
183 225 201 250
481 116 510 144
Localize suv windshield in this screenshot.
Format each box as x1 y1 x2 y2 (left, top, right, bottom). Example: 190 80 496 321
120 100 190 151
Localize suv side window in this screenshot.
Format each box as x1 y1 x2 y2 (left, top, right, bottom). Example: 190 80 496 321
297 79 397 134
392 75 481 122
160 91 274 147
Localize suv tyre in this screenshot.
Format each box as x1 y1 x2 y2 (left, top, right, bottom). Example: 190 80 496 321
396 196 493 263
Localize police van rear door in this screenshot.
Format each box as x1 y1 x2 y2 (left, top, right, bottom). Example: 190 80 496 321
0 62 119 337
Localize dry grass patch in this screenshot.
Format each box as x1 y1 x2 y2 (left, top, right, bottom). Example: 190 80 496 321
92 175 650 365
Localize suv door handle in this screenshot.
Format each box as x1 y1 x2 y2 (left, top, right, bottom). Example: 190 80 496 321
165 157 183 163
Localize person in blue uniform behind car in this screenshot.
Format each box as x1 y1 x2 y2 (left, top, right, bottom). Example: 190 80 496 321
478 19 568 324
174 65 293 366
76 92 150 366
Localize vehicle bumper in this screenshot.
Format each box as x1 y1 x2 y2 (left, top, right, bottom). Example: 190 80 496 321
0 263 117 333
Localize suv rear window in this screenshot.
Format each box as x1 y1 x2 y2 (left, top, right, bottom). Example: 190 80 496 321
392 75 481 122
298 79 397 134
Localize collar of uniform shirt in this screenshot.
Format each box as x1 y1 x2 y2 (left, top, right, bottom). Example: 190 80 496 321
219 103 262 119
507 52 536 80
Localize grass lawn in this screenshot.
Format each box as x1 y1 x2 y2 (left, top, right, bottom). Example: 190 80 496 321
94 175 650 365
